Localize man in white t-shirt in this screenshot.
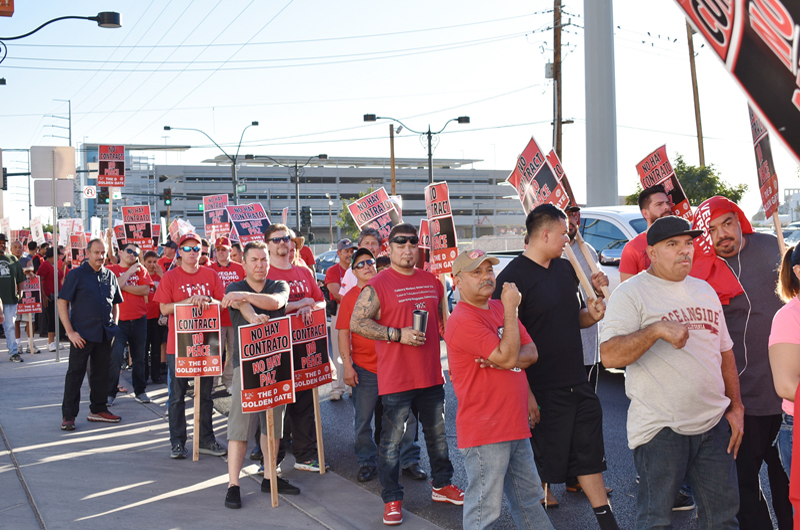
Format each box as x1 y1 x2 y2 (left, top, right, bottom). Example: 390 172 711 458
599 216 744 530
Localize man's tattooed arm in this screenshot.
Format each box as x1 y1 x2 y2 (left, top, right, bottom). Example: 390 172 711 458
350 286 388 341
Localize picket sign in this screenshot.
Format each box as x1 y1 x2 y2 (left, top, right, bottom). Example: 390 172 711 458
748 105 786 255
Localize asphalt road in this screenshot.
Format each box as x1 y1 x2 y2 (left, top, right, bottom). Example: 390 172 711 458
215 340 780 530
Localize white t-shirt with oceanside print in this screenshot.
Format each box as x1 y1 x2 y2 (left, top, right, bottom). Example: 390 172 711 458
599 271 733 450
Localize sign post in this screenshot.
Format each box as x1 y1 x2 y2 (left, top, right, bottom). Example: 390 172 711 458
173 303 222 462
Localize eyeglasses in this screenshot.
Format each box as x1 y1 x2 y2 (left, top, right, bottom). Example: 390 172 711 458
269 236 292 244
201 252 209 256
390 235 419 246
353 258 376 270
124 248 140 257
181 246 201 253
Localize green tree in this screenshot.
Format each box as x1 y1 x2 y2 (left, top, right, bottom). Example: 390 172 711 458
625 154 747 206
336 187 374 239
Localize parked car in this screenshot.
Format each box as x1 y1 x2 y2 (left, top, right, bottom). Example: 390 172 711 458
315 250 338 285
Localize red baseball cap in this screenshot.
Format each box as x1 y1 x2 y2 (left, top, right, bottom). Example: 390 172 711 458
215 236 232 249
178 232 201 247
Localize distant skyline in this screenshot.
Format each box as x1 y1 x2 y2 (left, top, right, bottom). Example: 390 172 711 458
1 0 797 228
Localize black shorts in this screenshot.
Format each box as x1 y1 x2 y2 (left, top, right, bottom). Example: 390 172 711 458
530 382 607 484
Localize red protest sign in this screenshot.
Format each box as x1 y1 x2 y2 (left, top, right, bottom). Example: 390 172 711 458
174 304 222 378
113 225 126 249
69 233 86 268
546 150 578 207
290 309 332 391
18 229 30 244
122 206 154 250
239 316 295 413
281 207 288 226
635 145 693 222
18 277 42 314
347 187 401 253
507 137 571 214
97 145 125 188
424 182 458 275
749 105 780 218
675 0 800 165
203 195 231 236
226 203 271 244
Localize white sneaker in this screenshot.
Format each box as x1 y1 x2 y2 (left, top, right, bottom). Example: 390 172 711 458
47 342 63 351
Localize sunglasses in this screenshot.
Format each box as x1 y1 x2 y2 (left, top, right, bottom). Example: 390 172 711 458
390 235 419 246
124 248 140 257
353 258 376 270
181 246 201 253
201 252 209 256
269 236 292 244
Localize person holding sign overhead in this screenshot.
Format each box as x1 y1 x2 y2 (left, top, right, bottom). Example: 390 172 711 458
264 224 327 472
220 240 296 508
154 232 227 460
350 223 463 526
493 205 618 530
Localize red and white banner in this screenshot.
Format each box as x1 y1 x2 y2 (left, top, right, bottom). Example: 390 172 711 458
281 207 288 226
506 137 570 214
203 195 230 237
635 145 693 222
18 277 42 314
97 145 125 188
69 233 86 268
290 309 332 391
226 203 271 244
239 316 295 413
424 182 458 275
674 0 800 165
122 205 154 250
749 105 780 218
174 303 222 378
347 187 401 254
416 219 431 272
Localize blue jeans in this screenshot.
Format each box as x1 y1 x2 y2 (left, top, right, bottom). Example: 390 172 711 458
461 439 554 530
776 412 793 480
378 384 453 503
109 316 147 397
167 355 216 448
3 303 17 356
634 418 739 530
351 363 420 468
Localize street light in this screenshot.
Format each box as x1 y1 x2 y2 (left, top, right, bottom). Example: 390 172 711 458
363 114 470 184
262 155 328 234
163 122 258 205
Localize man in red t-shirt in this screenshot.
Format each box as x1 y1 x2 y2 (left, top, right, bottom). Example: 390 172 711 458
619 184 671 283
37 247 65 351
158 240 177 273
143 250 165 384
325 237 355 401
350 223 463 525
297 237 315 272
107 242 154 405
337 248 423 484
208 236 245 396
445 249 553 530
153 232 227 460
264 223 327 472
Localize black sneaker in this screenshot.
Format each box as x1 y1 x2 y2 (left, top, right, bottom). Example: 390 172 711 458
672 491 695 511
225 485 242 509
250 445 263 461
170 444 187 459
198 441 227 457
9 354 23 363
261 477 300 495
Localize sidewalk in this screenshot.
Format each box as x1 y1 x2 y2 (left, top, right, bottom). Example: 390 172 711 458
0 336 443 530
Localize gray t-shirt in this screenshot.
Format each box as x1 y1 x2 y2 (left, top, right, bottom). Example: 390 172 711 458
599 272 733 449
564 239 599 366
720 232 783 416
226 278 289 369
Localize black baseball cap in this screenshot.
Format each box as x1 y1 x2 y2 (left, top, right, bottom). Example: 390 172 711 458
646 216 703 246
164 240 178 249
351 248 375 269
565 205 581 213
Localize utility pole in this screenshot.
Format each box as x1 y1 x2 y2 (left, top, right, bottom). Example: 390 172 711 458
554 0 563 160
389 124 397 195
686 21 705 167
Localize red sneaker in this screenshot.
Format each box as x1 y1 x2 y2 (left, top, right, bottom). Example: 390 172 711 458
432 483 464 505
87 411 121 423
383 501 403 525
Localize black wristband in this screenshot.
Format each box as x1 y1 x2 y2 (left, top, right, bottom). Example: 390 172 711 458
387 327 392 342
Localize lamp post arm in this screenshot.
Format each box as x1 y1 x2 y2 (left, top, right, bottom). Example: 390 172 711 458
234 124 255 165
0 16 92 40
376 117 425 136
174 127 233 164
432 118 460 135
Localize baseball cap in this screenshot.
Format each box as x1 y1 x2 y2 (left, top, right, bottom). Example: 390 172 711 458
337 238 356 251
646 216 703 246
215 236 232 249
351 248 375 269
452 249 499 276
565 205 581 213
0 234 8 242
164 240 178 249
178 232 202 247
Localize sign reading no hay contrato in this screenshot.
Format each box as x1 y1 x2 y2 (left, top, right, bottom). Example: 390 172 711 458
239 316 295 413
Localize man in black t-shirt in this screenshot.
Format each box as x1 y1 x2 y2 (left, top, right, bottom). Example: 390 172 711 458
493 204 618 530
219 240 298 509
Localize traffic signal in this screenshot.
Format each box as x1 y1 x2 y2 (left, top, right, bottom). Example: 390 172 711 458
164 187 172 206
98 187 110 204
300 206 312 227
1 167 6 191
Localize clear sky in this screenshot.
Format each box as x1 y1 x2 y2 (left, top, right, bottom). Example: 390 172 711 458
1 0 797 229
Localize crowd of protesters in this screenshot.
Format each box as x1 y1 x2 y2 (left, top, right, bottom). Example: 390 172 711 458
0 188 779 528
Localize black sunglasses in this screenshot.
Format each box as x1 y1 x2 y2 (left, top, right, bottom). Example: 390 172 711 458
353 258 376 270
124 248 140 257
269 236 292 244
181 245 201 253
390 235 419 246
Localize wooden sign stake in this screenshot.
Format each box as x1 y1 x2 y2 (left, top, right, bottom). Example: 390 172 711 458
564 244 597 303
312 387 326 474
774 212 787 256
27 313 34 355
574 232 611 299
192 376 200 462
266 408 279 506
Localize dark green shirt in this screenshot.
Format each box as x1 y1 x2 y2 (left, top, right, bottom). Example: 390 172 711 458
0 254 26 304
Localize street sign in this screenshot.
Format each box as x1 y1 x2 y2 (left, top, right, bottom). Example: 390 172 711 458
111 187 122 200
30 146 76 179
83 186 97 199
237 184 246 193
34 179 74 207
